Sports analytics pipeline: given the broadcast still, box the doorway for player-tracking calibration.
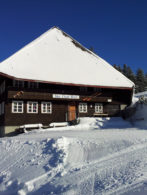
[68,103,76,121]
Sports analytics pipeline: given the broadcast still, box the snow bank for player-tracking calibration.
[0,117,147,195]
[127,92,147,128]
[135,91,147,98]
[36,117,132,133]
[130,103,147,128]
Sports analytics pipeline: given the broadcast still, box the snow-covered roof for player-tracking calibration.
[0,27,134,89]
[135,91,147,97]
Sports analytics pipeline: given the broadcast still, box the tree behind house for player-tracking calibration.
[113,64,147,93]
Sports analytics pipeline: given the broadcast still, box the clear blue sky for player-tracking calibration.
[0,0,147,73]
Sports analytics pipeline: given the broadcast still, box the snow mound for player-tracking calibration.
[130,103,147,128]
[42,117,133,132]
[0,118,147,195]
[125,92,147,129]
[135,91,147,98]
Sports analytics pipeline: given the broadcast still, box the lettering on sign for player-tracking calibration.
[53,94,80,99]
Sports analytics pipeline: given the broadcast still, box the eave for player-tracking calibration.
[0,72,134,90]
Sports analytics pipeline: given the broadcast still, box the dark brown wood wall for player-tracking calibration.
[77,103,120,118]
[0,77,133,127]
[6,80,133,105]
[5,100,68,126]
[4,100,121,126]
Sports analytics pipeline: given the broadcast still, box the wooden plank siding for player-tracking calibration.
[0,77,133,129]
[7,88,132,105]
[5,100,68,126]
[4,100,120,127]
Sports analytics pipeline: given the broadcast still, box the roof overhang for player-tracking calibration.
[0,72,134,90]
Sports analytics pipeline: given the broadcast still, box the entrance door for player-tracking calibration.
[68,103,76,121]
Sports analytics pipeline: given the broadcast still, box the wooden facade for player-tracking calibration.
[0,75,133,136]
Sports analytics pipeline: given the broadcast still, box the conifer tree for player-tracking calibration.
[118,65,123,73]
[126,66,136,83]
[122,64,128,76]
[144,73,147,91]
[136,68,145,93]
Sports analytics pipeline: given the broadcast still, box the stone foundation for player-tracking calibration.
[0,126,19,137]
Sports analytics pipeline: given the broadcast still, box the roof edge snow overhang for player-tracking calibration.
[0,72,134,90]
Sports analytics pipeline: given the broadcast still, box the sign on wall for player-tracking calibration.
[53,94,80,99]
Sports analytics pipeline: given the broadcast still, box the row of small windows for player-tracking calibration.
[0,80,39,95]
[79,103,103,113]
[12,101,103,114]
[80,87,102,93]
[0,80,102,95]
[13,80,102,92]
[13,80,39,88]
[12,101,52,113]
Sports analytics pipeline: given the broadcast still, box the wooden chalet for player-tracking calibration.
[0,27,134,136]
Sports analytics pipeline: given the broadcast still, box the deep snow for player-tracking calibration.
[0,117,147,195]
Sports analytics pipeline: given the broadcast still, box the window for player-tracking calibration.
[79,103,87,113]
[80,87,87,92]
[28,82,39,88]
[41,102,52,113]
[95,103,103,113]
[27,102,38,113]
[12,101,23,113]
[93,88,102,92]
[0,81,5,94]
[1,102,4,114]
[13,80,24,88]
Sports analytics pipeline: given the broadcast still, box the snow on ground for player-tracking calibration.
[0,117,147,195]
[128,92,147,128]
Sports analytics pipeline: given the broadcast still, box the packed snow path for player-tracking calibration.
[0,117,147,195]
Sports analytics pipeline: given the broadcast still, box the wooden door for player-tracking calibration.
[68,103,76,121]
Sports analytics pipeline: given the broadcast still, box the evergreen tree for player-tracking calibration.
[126,66,136,83]
[136,68,145,93]
[113,64,122,73]
[113,64,147,93]
[117,65,123,73]
[145,73,147,91]
[122,64,128,76]
[113,64,117,70]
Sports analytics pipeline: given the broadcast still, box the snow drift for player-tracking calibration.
[0,117,147,195]
[125,92,147,128]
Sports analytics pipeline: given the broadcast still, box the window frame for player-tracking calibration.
[27,101,38,113]
[13,80,24,88]
[79,103,87,113]
[93,88,102,92]
[95,103,103,114]
[28,82,39,89]
[0,81,5,94]
[80,87,87,92]
[12,101,24,113]
[41,102,52,114]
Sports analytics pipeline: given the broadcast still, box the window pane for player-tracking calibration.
[12,101,23,113]
[95,103,103,113]
[27,102,38,113]
[79,103,87,113]
[41,102,52,113]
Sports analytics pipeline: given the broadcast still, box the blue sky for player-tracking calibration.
[0,0,147,73]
